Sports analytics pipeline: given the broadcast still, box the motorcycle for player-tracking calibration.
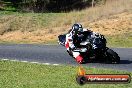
[58,31,120,64]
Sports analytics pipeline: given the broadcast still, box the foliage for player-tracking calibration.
[0,60,132,88]
[1,0,105,12]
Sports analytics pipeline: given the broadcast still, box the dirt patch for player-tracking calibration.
[0,26,70,44]
[87,12,132,36]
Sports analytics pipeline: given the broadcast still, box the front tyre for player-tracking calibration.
[106,49,120,64]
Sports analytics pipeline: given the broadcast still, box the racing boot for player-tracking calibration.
[76,55,83,64]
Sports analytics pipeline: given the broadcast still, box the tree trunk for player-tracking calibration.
[92,0,94,7]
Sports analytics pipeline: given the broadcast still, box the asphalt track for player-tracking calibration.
[0,44,132,71]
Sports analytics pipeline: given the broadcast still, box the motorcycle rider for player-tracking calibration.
[64,23,119,64]
[65,23,93,64]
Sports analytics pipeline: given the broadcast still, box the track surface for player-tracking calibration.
[0,44,132,71]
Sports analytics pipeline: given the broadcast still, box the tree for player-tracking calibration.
[1,0,106,12]
[19,0,50,12]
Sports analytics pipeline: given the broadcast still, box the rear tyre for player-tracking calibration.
[106,49,120,64]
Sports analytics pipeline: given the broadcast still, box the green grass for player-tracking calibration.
[0,11,65,27]
[45,32,132,47]
[0,0,131,47]
[0,11,66,35]
[0,33,131,47]
[106,32,132,47]
[0,0,131,33]
[0,60,131,88]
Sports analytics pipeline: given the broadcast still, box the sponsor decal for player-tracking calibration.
[76,66,131,85]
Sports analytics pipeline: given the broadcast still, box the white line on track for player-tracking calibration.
[1,59,59,66]
[21,61,28,63]
[43,63,50,65]
[2,59,9,61]
[10,60,19,62]
[30,62,39,64]
[53,64,59,66]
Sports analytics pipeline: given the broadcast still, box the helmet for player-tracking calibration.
[72,23,83,35]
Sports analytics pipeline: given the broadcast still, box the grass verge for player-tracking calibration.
[106,32,132,48]
[0,60,131,88]
[0,0,131,47]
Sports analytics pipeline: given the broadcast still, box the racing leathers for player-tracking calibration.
[65,28,92,64]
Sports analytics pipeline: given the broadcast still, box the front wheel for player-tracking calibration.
[105,49,120,64]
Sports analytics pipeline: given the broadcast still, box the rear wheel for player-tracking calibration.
[106,49,120,64]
